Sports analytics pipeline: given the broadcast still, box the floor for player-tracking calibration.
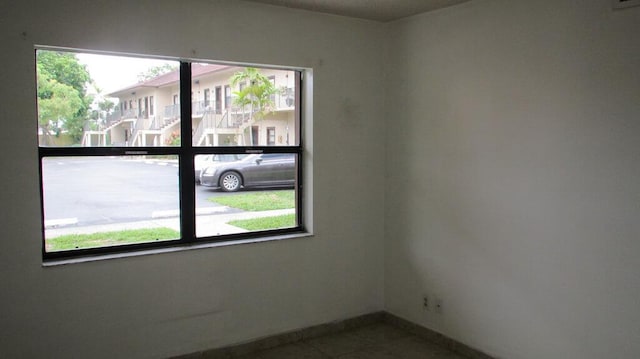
[234,322,468,359]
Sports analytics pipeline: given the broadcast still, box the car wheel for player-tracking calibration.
[220,171,241,192]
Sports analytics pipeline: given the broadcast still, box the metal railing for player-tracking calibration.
[164,103,180,119]
[105,108,137,126]
[276,87,295,109]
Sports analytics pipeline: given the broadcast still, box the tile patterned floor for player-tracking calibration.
[234,323,468,359]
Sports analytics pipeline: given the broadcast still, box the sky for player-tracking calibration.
[76,53,177,95]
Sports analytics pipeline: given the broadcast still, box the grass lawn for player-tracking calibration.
[209,190,294,211]
[47,227,180,251]
[228,214,296,231]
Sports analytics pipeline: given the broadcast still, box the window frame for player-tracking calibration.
[38,50,306,261]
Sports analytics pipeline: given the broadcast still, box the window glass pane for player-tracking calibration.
[42,156,181,252]
[36,50,179,147]
[195,153,298,237]
[191,64,298,147]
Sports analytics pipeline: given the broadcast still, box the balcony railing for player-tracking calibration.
[164,103,180,119]
[85,89,296,146]
[275,87,295,109]
[105,108,137,127]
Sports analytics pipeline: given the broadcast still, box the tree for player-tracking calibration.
[230,68,278,145]
[137,63,177,82]
[37,63,83,144]
[88,97,116,129]
[36,51,93,143]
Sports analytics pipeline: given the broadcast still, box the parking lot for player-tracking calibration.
[41,156,238,228]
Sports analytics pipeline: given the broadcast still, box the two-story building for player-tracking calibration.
[82,64,296,147]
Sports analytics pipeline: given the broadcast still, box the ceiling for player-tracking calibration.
[241,0,472,22]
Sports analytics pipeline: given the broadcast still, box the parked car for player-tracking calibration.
[194,154,247,184]
[199,153,295,192]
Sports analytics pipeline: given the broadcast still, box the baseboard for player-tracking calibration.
[172,311,495,359]
[382,312,495,359]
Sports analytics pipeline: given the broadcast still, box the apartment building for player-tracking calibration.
[82,64,296,147]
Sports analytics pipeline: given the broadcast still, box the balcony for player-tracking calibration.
[105,108,137,128]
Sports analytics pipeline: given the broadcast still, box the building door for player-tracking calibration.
[215,86,222,114]
[251,126,259,146]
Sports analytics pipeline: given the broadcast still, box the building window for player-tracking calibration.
[224,85,231,109]
[203,88,210,108]
[36,48,305,260]
[267,127,276,146]
[215,86,222,114]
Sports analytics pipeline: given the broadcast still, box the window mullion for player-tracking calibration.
[179,62,195,242]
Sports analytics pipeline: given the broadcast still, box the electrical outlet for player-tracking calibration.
[435,298,443,314]
[422,296,430,311]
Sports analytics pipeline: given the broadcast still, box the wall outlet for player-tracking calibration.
[422,296,430,311]
[434,298,443,314]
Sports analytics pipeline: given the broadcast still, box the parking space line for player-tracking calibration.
[45,217,78,228]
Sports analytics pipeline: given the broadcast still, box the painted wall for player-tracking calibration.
[385,0,640,358]
[0,0,385,357]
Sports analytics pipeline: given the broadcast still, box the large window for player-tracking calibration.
[37,48,304,260]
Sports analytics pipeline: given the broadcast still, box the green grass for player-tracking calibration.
[47,227,180,251]
[209,190,295,211]
[228,214,296,231]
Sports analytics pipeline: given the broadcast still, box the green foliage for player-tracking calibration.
[37,51,91,97]
[208,190,295,211]
[36,50,93,144]
[230,67,277,119]
[165,130,181,146]
[47,227,180,251]
[98,98,115,114]
[89,97,116,127]
[228,214,296,231]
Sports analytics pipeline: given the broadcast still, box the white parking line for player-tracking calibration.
[45,217,78,228]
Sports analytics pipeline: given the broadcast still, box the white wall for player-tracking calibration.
[385,1,640,358]
[0,1,386,357]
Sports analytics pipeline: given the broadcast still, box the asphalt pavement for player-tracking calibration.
[41,156,296,239]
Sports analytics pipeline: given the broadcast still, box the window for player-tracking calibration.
[224,85,231,109]
[203,88,210,108]
[37,49,304,260]
[267,127,276,146]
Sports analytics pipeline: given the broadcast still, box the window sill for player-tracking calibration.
[42,231,314,267]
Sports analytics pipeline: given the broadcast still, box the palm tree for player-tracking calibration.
[230,68,277,145]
